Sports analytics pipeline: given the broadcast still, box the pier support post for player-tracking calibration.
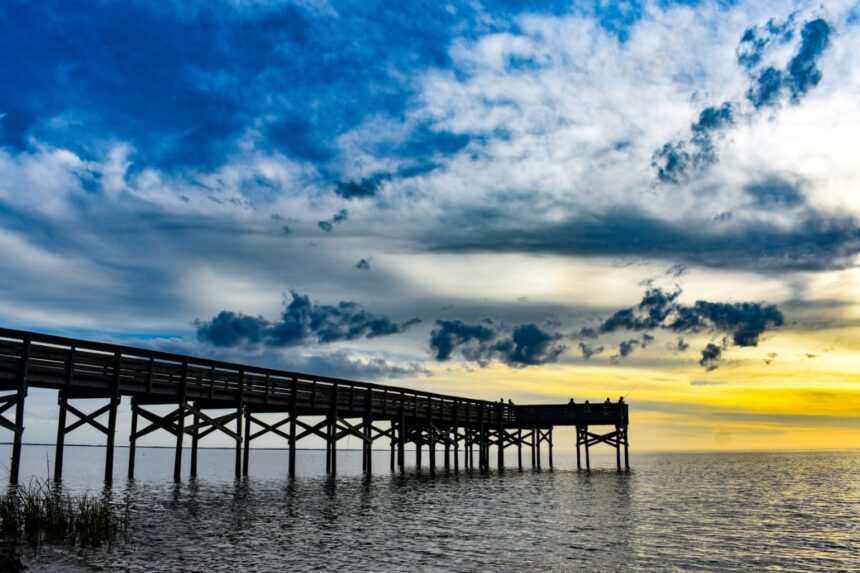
[536,429,542,470]
[173,359,189,482]
[584,425,591,470]
[8,334,30,485]
[128,397,138,479]
[190,405,200,477]
[234,369,244,479]
[496,402,504,472]
[289,376,298,478]
[517,428,523,471]
[242,409,251,477]
[398,412,406,472]
[104,352,122,484]
[531,426,536,469]
[453,400,460,473]
[548,427,554,470]
[615,424,621,472]
[390,423,396,472]
[53,392,67,482]
[576,426,582,470]
[363,389,373,475]
[328,383,338,476]
[624,424,630,471]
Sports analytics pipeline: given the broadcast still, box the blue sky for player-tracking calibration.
[2,0,860,448]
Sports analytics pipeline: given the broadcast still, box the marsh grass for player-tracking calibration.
[0,479,128,550]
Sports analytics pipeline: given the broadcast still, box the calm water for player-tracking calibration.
[3,445,859,572]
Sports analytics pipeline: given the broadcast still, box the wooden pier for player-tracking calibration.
[0,328,629,484]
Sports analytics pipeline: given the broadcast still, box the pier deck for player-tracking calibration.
[0,327,629,483]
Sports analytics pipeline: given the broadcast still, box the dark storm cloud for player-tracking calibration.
[429,320,496,361]
[493,323,566,367]
[430,206,860,273]
[578,342,604,360]
[195,291,420,348]
[429,320,564,367]
[356,258,371,271]
[699,343,723,371]
[596,286,784,347]
[334,175,388,200]
[655,17,832,182]
[744,176,805,207]
[674,337,690,352]
[586,285,783,369]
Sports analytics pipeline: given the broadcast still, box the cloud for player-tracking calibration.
[334,175,388,200]
[294,350,431,380]
[318,209,349,232]
[356,258,371,271]
[430,207,860,272]
[429,319,563,367]
[745,18,832,108]
[673,337,690,352]
[764,352,778,365]
[699,343,723,371]
[588,285,783,369]
[610,338,641,364]
[690,378,726,386]
[493,323,565,367]
[653,102,734,183]
[429,319,496,362]
[655,16,832,183]
[744,176,805,208]
[195,290,421,348]
[666,263,688,278]
[578,342,604,360]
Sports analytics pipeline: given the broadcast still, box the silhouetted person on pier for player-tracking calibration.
[584,400,590,411]
[618,396,624,404]
[508,399,514,405]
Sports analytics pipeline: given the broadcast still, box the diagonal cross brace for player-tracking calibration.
[183,402,239,441]
[133,406,185,440]
[64,402,113,435]
[248,415,291,442]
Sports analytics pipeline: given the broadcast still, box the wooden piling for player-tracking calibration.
[104,352,121,484]
[288,376,298,478]
[9,334,31,485]
[242,409,251,477]
[52,393,67,483]
[128,398,138,479]
[329,383,338,476]
[173,358,189,482]
[584,425,591,470]
[453,399,460,473]
[517,428,522,471]
[190,405,200,477]
[235,369,244,479]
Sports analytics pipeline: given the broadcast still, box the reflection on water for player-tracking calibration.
[3,445,858,572]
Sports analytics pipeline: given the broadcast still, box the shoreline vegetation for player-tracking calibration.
[0,480,128,572]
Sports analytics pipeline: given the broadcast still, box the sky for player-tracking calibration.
[2,0,859,452]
